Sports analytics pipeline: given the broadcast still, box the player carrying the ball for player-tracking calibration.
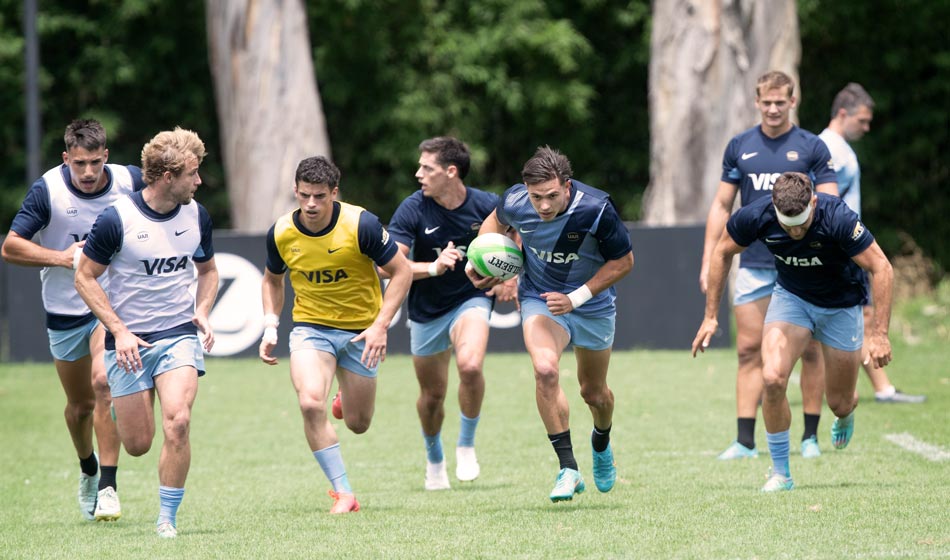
[467,146,633,502]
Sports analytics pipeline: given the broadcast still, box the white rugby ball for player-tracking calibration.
[466,233,523,280]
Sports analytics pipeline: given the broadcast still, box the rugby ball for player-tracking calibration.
[466,233,523,280]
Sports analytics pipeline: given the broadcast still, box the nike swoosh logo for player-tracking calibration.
[764,238,781,243]
[741,152,758,160]
[328,247,342,254]
[424,226,440,234]
[851,335,860,342]
[519,227,536,234]
[174,230,189,236]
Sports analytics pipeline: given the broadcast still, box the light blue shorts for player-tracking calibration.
[289,325,377,378]
[764,284,864,351]
[409,297,491,356]
[48,320,99,361]
[734,267,778,306]
[520,297,615,351]
[106,335,205,398]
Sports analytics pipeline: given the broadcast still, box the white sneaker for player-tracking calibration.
[78,472,98,521]
[156,521,178,539]
[425,460,451,490]
[94,487,122,521]
[455,446,480,482]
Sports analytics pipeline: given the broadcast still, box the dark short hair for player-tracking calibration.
[295,156,341,188]
[418,136,470,179]
[64,119,106,151]
[830,83,875,118]
[756,71,795,98]
[521,146,572,186]
[772,172,813,216]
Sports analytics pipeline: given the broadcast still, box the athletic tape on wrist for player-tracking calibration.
[567,285,593,310]
[263,313,280,328]
[428,261,439,277]
[262,326,278,345]
[72,247,82,270]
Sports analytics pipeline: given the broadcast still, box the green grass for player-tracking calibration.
[1,342,948,559]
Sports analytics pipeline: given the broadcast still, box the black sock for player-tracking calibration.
[591,424,612,453]
[737,417,756,450]
[79,451,98,477]
[548,430,578,471]
[802,413,820,441]
[99,466,117,491]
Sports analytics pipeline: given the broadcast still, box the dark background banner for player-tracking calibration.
[0,225,730,361]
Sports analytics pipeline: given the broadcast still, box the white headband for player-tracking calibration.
[774,202,813,227]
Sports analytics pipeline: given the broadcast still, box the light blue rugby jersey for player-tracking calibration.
[496,180,632,318]
[388,187,498,322]
[819,128,861,215]
[721,125,837,269]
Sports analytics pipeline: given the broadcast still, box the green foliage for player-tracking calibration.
[1,0,946,273]
[2,348,949,557]
[0,0,227,231]
[308,0,650,220]
[798,0,950,270]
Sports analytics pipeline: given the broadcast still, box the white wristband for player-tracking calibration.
[262,326,278,345]
[72,247,82,270]
[567,285,593,310]
[263,313,280,328]
[428,261,440,277]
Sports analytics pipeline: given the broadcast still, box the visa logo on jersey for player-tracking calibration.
[748,172,782,191]
[774,255,823,267]
[141,256,190,275]
[528,247,579,263]
[301,269,350,283]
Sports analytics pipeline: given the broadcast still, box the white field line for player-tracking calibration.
[884,432,950,461]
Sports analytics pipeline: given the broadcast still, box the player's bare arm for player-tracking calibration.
[693,230,745,357]
[74,253,152,372]
[1,230,82,269]
[354,249,412,369]
[815,181,839,196]
[541,251,633,316]
[259,268,286,365]
[700,182,739,293]
[192,257,219,352]
[851,240,894,368]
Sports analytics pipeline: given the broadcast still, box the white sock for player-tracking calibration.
[875,385,896,398]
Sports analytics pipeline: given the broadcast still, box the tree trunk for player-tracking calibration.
[206,0,331,232]
[642,0,800,225]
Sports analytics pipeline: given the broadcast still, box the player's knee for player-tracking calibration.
[65,398,95,422]
[826,393,855,417]
[760,367,788,396]
[418,387,446,412]
[345,414,372,434]
[123,436,152,456]
[456,362,483,387]
[579,384,612,409]
[736,341,762,367]
[91,370,111,396]
[533,362,560,388]
[162,410,191,446]
[298,394,328,420]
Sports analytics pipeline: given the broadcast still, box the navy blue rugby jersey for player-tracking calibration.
[496,180,632,318]
[726,193,873,308]
[388,187,499,322]
[721,125,836,269]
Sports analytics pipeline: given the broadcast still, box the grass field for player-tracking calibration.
[1,340,948,559]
